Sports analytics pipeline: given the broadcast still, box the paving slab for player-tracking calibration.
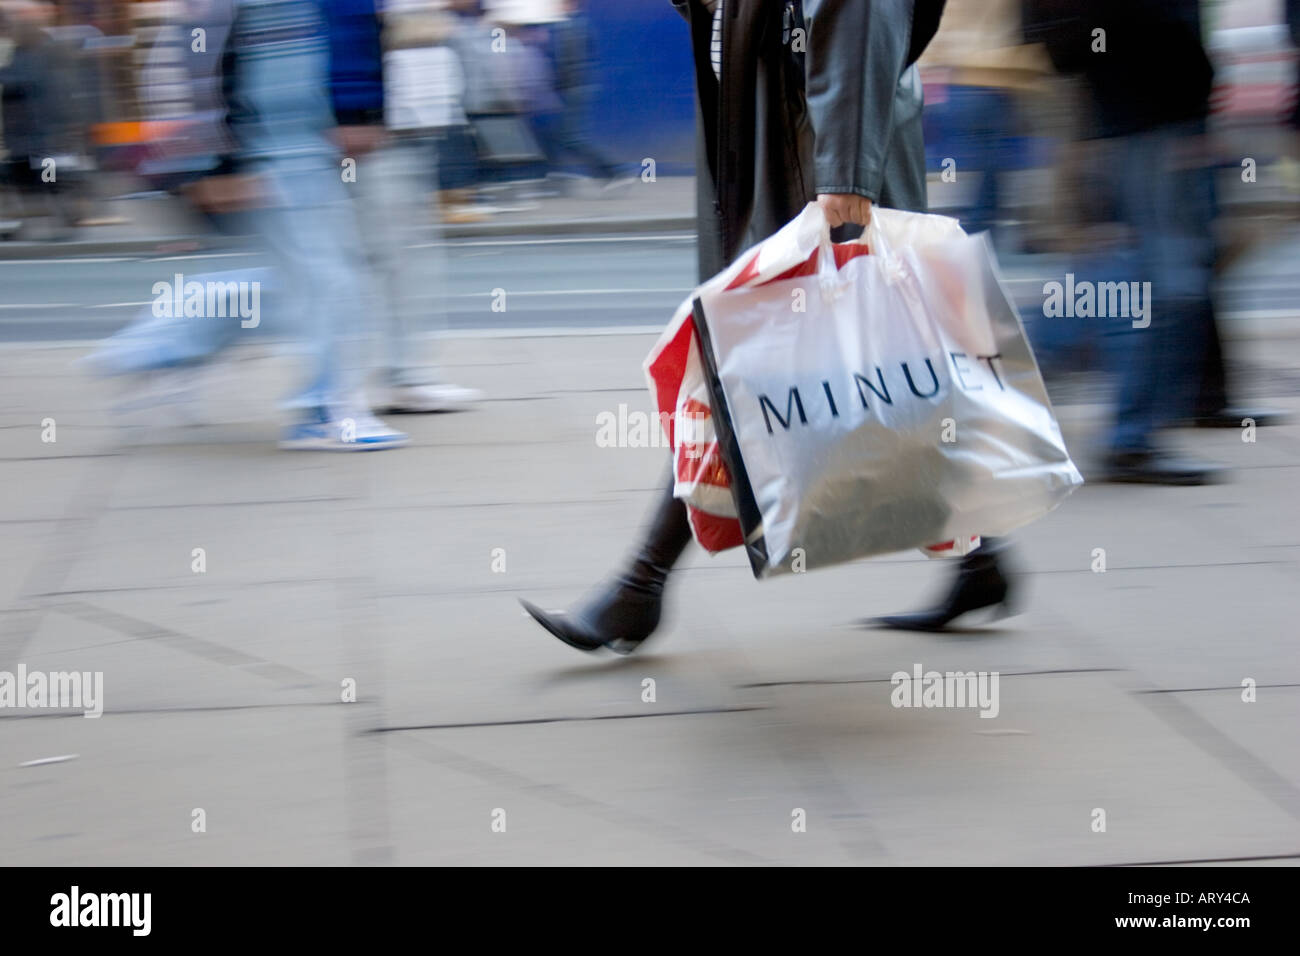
[1,332,1298,864]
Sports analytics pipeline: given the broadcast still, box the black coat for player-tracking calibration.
[673,0,931,281]
[1023,0,1213,140]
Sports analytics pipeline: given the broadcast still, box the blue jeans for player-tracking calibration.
[355,136,446,388]
[925,85,1018,237]
[91,0,370,414]
[90,151,371,414]
[1099,120,1218,453]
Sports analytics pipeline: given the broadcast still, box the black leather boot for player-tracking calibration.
[521,479,693,654]
[871,538,1017,632]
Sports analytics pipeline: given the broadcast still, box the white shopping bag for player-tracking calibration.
[646,203,1082,577]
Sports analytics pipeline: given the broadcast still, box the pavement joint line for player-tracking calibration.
[472,396,560,403]
[384,732,774,866]
[363,555,1290,599]
[31,578,370,598]
[0,701,343,721]
[2,448,126,672]
[544,386,650,393]
[738,667,1125,689]
[1,454,123,461]
[321,460,398,864]
[6,632,219,658]
[995,614,1300,838]
[360,498,641,511]
[371,705,769,733]
[1131,679,1300,825]
[337,575,396,865]
[1030,560,1283,573]
[53,599,324,688]
[686,603,888,863]
[672,558,1283,576]
[101,496,355,510]
[1098,851,1300,867]
[1138,682,1300,694]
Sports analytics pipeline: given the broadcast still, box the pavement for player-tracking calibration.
[2,329,1300,865]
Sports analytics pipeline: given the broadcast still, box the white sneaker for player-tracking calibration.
[379,383,482,414]
[280,407,409,451]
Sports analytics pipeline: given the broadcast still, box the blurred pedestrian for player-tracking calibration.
[534,0,619,184]
[447,0,544,189]
[918,0,1051,248]
[86,0,408,450]
[1026,0,1283,485]
[494,16,563,182]
[0,1,81,238]
[380,2,481,223]
[1282,0,1300,192]
[325,0,482,412]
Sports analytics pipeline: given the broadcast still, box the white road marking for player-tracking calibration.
[146,252,260,262]
[0,234,694,265]
[453,288,690,297]
[0,326,669,348]
[19,754,80,767]
[411,234,695,248]
[0,257,136,265]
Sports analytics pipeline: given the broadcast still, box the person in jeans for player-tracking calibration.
[326,0,482,413]
[87,0,409,450]
[1025,0,1283,485]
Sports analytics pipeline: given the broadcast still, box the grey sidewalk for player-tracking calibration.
[1,331,1299,865]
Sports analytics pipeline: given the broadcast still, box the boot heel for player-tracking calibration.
[985,589,1017,624]
[872,550,1016,632]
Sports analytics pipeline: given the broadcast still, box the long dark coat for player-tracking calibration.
[672,0,930,281]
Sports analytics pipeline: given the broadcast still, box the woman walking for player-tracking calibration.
[522,0,1014,653]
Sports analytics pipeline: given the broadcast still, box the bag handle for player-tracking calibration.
[806,202,910,295]
[806,203,848,301]
[865,210,908,286]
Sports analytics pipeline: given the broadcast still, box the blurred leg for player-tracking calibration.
[1107,123,1216,453]
[356,138,443,389]
[354,137,480,412]
[555,91,618,180]
[254,154,369,414]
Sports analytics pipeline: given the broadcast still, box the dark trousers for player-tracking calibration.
[1097,120,1220,452]
[530,94,617,180]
